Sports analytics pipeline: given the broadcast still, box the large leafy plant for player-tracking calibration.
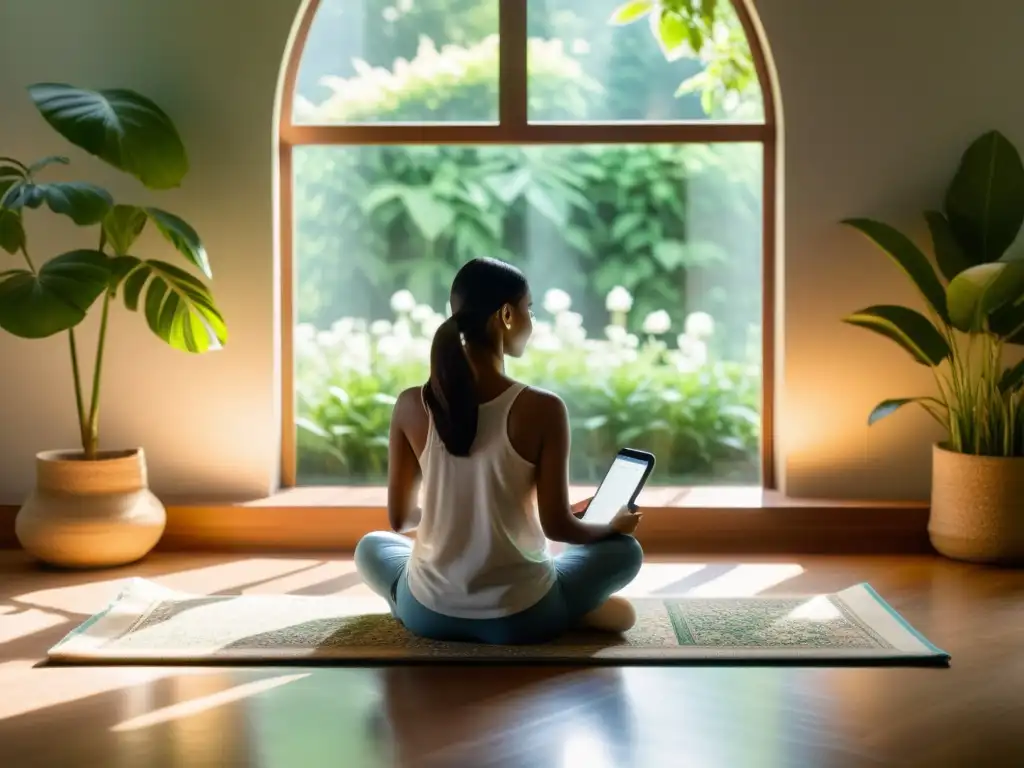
[609,0,761,118]
[0,84,227,460]
[843,130,1024,457]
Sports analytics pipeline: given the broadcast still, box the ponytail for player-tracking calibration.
[425,313,478,456]
[423,257,529,456]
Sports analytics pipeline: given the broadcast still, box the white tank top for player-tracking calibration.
[406,382,556,619]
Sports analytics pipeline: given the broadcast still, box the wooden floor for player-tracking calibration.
[0,551,1022,767]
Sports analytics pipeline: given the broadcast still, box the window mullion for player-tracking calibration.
[498,0,528,140]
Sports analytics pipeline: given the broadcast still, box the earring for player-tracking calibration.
[505,320,512,331]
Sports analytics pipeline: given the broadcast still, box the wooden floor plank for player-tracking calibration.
[0,551,1021,767]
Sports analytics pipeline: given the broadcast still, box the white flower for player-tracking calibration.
[382,6,400,23]
[624,333,640,349]
[376,334,404,359]
[330,318,355,336]
[677,335,708,367]
[604,325,627,343]
[411,338,432,362]
[411,304,434,323]
[421,313,444,337]
[295,323,317,344]
[532,334,563,352]
[605,286,633,313]
[532,320,553,337]
[393,319,413,339]
[390,290,416,314]
[642,310,671,335]
[397,0,413,11]
[555,310,583,330]
[543,288,573,315]
[684,311,715,339]
[370,320,392,336]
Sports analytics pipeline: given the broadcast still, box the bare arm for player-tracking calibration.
[387,391,422,533]
[535,395,617,545]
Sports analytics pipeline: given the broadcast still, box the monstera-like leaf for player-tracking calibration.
[28,83,188,190]
[4,180,112,225]
[0,250,111,338]
[115,257,226,353]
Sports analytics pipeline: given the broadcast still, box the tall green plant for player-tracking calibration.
[842,130,1024,457]
[0,84,227,460]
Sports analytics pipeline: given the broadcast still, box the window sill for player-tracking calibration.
[236,484,925,511]
[0,487,930,556]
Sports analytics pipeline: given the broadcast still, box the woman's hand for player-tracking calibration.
[609,505,643,536]
[570,497,593,518]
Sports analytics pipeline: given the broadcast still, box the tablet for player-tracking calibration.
[580,448,656,525]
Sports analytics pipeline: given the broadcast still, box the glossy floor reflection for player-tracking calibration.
[0,551,1022,767]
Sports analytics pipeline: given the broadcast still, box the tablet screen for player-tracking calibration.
[582,453,650,524]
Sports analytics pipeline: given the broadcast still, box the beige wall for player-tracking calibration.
[1,0,1021,503]
[757,0,1024,498]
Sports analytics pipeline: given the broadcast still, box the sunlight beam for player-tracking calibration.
[111,674,311,732]
[14,559,323,614]
[0,608,67,644]
[686,564,805,597]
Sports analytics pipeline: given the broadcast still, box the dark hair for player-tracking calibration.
[425,258,528,456]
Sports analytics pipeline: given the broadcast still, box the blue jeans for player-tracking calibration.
[354,531,643,645]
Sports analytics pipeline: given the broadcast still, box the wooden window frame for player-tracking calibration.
[277,0,779,493]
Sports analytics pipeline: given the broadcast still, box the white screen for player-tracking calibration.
[582,454,650,524]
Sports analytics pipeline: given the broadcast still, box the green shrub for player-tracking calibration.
[295,140,760,359]
[296,288,760,485]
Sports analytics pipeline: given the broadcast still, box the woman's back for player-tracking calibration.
[406,382,556,619]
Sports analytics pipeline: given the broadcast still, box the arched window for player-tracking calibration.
[279,0,777,495]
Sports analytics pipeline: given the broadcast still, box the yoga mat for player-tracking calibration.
[48,578,949,666]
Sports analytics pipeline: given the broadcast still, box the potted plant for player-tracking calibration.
[843,130,1024,563]
[0,84,227,568]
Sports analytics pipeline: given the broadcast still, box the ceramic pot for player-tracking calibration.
[15,448,166,568]
[929,443,1024,564]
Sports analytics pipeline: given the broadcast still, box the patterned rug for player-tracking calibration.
[48,579,949,666]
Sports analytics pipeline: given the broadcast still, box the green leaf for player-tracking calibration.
[944,130,1024,263]
[28,155,69,174]
[656,10,689,55]
[5,181,112,225]
[610,211,646,241]
[946,261,1024,332]
[990,300,1024,342]
[842,305,951,366]
[0,161,26,179]
[360,183,405,214]
[609,0,654,25]
[524,184,567,227]
[0,250,110,338]
[103,205,148,256]
[1,164,26,183]
[999,358,1024,393]
[484,169,531,205]
[119,258,226,353]
[144,207,210,278]
[0,210,25,254]
[28,83,188,190]
[868,398,932,426]
[653,240,689,270]
[108,255,142,293]
[402,189,455,243]
[925,211,973,281]
[0,170,21,208]
[842,218,949,323]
